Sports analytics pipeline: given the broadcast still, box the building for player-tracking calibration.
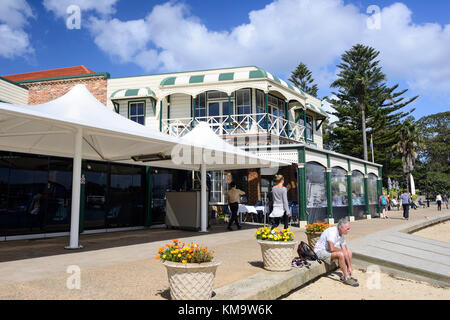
[108,66,383,226]
[0,65,382,241]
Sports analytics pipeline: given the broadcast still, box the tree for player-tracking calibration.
[327,44,418,185]
[289,62,318,97]
[331,44,387,161]
[413,112,450,196]
[394,119,424,192]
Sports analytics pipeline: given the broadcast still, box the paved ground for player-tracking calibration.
[0,206,448,299]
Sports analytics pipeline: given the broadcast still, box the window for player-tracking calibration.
[209,171,228,204]
[268,94,285,117]
[195,93,206,118]
[306,115,313,140]
[207,91,228,100]
[256,90,265,122]
[236,89,251,117]
[129,101,145,125]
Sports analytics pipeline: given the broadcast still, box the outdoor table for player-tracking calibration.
[238,204,258,223]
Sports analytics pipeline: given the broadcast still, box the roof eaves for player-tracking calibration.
[15,72,110,83]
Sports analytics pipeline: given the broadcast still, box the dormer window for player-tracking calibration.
[129,101,145,125]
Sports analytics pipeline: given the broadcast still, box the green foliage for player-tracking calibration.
[413,112,450,195]
[326,44,417,185]
[289,62,319,97]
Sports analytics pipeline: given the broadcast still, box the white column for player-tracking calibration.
[200,164,208,232]
[66,127,83,249]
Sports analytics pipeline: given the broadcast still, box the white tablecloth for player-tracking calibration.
[238,204,258,214]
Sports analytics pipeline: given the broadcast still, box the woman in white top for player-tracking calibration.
[269,175,291,230]
[436,193,442,211]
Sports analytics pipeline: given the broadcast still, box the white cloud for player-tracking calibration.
[60,0,450,98]
[0,0,34,59]
[42,0,118,18]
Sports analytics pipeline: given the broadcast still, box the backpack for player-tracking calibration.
[297,241,322,264]
[380,196,387,206]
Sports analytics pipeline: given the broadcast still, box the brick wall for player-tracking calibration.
[23,76,108,105]
[247,169,261,204]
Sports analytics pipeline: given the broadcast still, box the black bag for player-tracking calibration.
[297,241,322,264]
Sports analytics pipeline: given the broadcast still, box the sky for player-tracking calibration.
[0,0,449,121]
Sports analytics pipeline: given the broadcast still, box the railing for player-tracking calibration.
[161,113,305,143]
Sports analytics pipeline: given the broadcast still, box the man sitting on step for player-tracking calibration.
[313,218,359,287]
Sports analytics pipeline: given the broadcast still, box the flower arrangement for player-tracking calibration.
[254,227,295,242]
[156,239,214,264]
[305,222,330,233]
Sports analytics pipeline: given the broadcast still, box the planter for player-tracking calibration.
[305,232,322,249]
[163,260,221,300]
[257,240,298,272]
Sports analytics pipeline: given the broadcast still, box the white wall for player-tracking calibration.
[0,79,28,105]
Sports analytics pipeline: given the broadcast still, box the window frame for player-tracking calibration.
[128,100,146,125]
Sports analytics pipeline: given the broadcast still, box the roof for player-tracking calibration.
[3,65,95,82]
[110,87,156,100]
[0,76,29,90]
[160,67,307,97]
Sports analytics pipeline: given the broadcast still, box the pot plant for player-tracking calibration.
[255,227,297,272]
[156,239,220,300]
[305,222,330,248]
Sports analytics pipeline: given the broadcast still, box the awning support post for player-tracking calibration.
[66,127,83,250]
[200,163,208,232]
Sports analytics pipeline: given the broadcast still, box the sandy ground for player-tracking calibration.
[283,266,450,300]
[284,217,450,300]
[413,220,450,243]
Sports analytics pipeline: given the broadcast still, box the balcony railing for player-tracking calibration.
[161,113,305,143]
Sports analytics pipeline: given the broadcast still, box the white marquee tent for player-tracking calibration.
[0,85,288,246]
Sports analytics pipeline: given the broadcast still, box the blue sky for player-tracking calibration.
[0,0,449,120]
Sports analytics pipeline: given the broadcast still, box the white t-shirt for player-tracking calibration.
[313,226,346,253]
[436,195,442,202]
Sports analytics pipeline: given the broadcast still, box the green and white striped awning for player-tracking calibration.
[307,103,328,117]
[110,87,156,100]
[160,67,307,97]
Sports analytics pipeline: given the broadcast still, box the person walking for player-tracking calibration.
[444,195,449,210]
[226,182,245,231]
[400,189,411,220]
[269,175,291,230]
[436,193,442,211]
[379,191,389,219]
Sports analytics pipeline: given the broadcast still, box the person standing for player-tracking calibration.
[444,195,449,210]
[269,175,291,230]
[400,189,411,220]
[227,182,245,231]
[379,191,389,219]
[436,193,442,211]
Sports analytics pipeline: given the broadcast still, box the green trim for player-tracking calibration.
[145,167,153,227]
[160,77,176,86]
[347,173,353,217]
[159,100,162,132]
[0,76,29,90]
[285,101,290,136]
[219,73,234,81]
[112,101,119,114]
[128,100,146,125]
[364,175,369,215]
[15,72,110,83]
[249,68,268,79]
[264,92,269,133]
[326,155,332,218]
[79,160,86,233]
[125,89,139,97]
[316,118,325,131]
[189,75,205,84]
[192,97,197,127]
[298,147,307,222]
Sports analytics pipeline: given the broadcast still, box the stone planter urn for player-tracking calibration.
[257,240,298,272]
[305,232,322,249]
[163,260,221,300]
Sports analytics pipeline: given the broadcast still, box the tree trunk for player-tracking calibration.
[361,105,368,161]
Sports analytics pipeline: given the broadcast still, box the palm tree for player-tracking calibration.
[331,44,386,161]
[394,120,424,192]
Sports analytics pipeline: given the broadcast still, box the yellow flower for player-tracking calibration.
[162,255,166,259]
[178,254,181,258]
[182,260,187,264]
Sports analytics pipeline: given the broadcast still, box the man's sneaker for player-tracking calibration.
[227,226,233,231]
[342,277,359,287]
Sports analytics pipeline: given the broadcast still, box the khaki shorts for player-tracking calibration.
[316,249,332,264]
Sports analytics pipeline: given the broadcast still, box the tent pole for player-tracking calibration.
[200,164,208,232]
[66,127,83,249]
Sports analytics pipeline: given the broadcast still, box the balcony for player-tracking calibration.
[161,113,305,145]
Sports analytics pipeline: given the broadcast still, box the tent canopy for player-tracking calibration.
[0,84,288,170]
